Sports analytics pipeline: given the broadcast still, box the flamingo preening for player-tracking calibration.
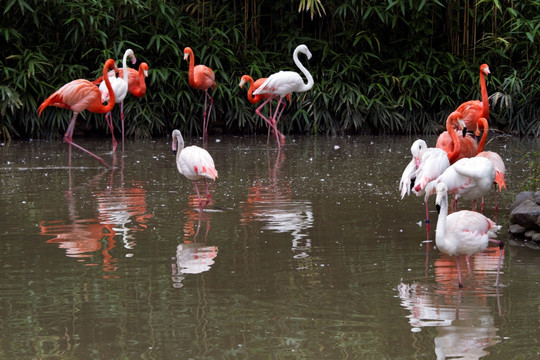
[38,58,118,167]
[184,47,216,145]
[425,155,495,212]
[99,49,137,151]
[436,111,478,164]
[434,182,503,288]
[476,151,507,211]
[399,139,450,237]
[252,44,314,150]
[172,129,218,211]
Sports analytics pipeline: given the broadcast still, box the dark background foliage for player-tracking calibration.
[1,0,539,140]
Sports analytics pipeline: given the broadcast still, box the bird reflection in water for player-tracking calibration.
[398,248,504,359]
[240,150,314,264]
[171,195,218,288]
[40,154,153,278]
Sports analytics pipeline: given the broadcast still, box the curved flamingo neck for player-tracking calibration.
[446,113,461,163]
[173,131,185,163]
[476,117,489,154]
[102,59,116,112]
[480,67,489,119]
[435,191,448,247]
[244,76,258,103]
[122,50,135,84]
[293,47,314,92]
[185,48,195,86]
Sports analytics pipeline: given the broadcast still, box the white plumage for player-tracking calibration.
[434,182,502,287]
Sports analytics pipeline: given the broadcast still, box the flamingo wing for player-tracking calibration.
[39,79,102,115]
[192,65,216,90]
[99,76,128,103]
[253,71,304,96]
[178,146,218,181]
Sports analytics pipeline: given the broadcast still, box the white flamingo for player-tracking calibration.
[99,49,137,151]
[425,156,495,211]
[171,129,218,210]
[434,183,503,288]
[253,44,314,149]
[399,139,450,234]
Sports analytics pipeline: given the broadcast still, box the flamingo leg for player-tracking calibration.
[202,91,213,145]
[120,101,125,152]
[456,255,463,288]
[489,239,505,287]
[271,97,286,146]
[494,187,499,212]
[63,112,110,168]
[193,180,203,211]
[105,112,117,151]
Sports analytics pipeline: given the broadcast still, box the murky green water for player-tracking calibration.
[1,134,539,359]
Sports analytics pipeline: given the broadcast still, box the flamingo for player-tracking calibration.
[239,75,291,146]
[476,151,507,211]
[95,61,149,97]
[436,111,478,164]
[99,49,137,151]
[425,155,495,211]
[434,182,503,288]
[455,64,490,136]
[399,139,450,236]
[184,47,216,145]
[252,44,314,150]
[171,129,218,211]
[38,58,118,167]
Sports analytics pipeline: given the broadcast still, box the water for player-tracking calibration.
[0,134,539,359]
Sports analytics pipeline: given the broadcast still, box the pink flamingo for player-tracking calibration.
[253,44,314,150]
[436,111,478,164]
[99,49,137,151]
[184,47,216,145]
[172,129,218,211]
[239,75,291,146]
[434,182,503,288]
[38,58,118,167]
[455,64,490,136]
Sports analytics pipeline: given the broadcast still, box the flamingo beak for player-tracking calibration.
[436,204,441,214]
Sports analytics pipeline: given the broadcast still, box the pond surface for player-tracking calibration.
[1,134,539,359]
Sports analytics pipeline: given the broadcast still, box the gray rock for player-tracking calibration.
[509,199,540,229]
[509,223,527,235]
[532,232,540,242]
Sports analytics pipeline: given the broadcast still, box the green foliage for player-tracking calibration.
[1,0,539,139]
[521,151,540,191]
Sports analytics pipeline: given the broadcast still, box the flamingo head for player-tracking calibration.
[481,64,490,76]
[239,75,249,88]
[125,49,136,65]
[435,182,448,214]
[183,47,192,61]
[297,44,312,60]
[140,62,149,77]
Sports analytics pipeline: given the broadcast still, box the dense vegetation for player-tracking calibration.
[1,0,539,140]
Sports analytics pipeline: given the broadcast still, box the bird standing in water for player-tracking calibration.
[38,58,118,167]
[184,47,216,145]
[434,182,503,288]
[253,44,314,150]
[172,129,218,211]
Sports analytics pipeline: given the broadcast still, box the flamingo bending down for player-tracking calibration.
[476,151,507,211]
[172,129,218,210]
[424,156,495,212]
[455,64,490,136]
[436,111,478,164]
[99,49,137,151]
[184,47,216,145]
[38,58,118,167]
[399,139,450,235]
[434,182,503,288]
[239,75,291,145]
[252,44,314,150]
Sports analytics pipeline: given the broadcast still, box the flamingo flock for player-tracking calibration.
[399,63,507,288]
[38,47,506,287]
